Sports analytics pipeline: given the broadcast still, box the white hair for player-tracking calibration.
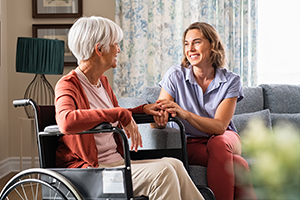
[68,16,123,65]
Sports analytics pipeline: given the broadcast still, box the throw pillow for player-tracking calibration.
[232,109,272,136]
[260,84,300,113]
[118,97,148,109]
[235,86,264,115]
[271,113,300,130]
[142,86,161,104]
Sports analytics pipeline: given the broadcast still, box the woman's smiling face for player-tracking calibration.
[184,29,212,67]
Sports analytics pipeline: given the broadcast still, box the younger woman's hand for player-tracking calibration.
[156,99,188,120]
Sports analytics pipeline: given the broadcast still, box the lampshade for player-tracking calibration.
[15,37,65,118]
[16,37,64,74]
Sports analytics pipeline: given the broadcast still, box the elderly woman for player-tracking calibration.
[154,22,257,200]
[54,16,204,200]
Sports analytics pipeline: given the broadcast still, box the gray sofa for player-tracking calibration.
[118,84,300,187]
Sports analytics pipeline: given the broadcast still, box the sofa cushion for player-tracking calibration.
[128,124,181,150]
[232,109,272,135]
[142,86,161,104]
[235,86,264,115]
[260,84,300,113]
[189,165,208,186]
[271,113,300,130]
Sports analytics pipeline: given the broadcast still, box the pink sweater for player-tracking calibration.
[55,70,144,168]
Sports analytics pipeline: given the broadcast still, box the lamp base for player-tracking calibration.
[24,74,54,118]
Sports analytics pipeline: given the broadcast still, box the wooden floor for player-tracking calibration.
[0,172,18,191]
[0,172,43,199]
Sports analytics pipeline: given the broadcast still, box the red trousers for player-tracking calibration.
[187,130,257,200]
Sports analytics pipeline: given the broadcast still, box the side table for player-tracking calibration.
[19,117,36,170]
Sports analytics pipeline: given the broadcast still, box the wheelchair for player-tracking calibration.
[0,99,215,200]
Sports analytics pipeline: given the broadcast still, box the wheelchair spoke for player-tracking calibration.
[13,188,26,200]
[20,182,28,200]
[29,174,37,200]
[29,181,35,199]
[34,182,39,200]
[65,191,71,198]
[0,169,82,200]
[53,181,60,199]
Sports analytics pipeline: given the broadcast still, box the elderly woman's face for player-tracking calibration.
[102,42,121,69]
[184,29,212,67]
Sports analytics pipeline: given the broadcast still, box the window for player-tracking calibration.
[257,0,300,85]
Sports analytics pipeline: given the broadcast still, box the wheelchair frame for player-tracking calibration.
[1,99,205,200]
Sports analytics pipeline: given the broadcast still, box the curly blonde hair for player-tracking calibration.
[181,22,226,68]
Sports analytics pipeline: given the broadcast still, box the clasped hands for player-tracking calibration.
[124,99,181,152]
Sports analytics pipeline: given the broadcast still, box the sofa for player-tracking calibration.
[118,84,300,188]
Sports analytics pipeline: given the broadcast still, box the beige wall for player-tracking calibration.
[0,0,115,164]
[0,0,9,162]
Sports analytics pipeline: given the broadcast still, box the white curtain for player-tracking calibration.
[114,0,258,98]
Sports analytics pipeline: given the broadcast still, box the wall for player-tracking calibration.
[0,0,8,163]
[0,0,115,176]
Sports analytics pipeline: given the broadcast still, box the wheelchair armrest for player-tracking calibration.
[132,113,155,124]
[132,113,183,129]
[42,122,131,168]
[42,125,63,135]
[43,123,113,135]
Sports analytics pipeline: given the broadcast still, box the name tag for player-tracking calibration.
[102,171,125,193]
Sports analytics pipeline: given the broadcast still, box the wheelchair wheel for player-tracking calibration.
[0,168,83,200]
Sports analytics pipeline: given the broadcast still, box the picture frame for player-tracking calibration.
[33,24,76,67]
[32,0,82,18]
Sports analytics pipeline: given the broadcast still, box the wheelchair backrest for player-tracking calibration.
[36,105,59,168]
[37,105,56,131]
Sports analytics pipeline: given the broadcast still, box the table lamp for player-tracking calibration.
[16,37,65,118]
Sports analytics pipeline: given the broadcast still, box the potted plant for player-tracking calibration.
[241,119,300,200]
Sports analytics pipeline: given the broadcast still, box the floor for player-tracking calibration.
[0,172,17,191]
[0,171,43,199]
[0,172,19,199]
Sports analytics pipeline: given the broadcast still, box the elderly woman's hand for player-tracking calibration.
[152,109,169,127]
[123,117,142,152]
[143,103,169,128]
[142,103,163,116]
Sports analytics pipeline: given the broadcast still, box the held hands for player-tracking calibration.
[143,99,187,127]
[156,99,188,120]
[124,103,169,151]
[143,103,169,127]
[123,117,142,152]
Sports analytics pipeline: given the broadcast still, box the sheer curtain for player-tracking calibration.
[114,0,258,98]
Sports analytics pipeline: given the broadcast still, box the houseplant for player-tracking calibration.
[241,119,300,200]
